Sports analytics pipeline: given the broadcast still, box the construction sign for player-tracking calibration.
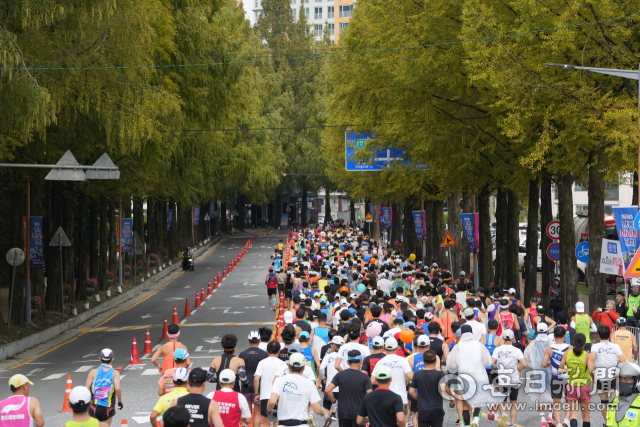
[624,250,640,278]
[365,213,373,223]
[440,231,457,247]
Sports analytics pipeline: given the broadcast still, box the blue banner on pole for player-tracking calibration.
[30,217,44,269]
[613,206,640,269]
[167,209,173,233]
[460,213,476,254]
[412,211,425,241]
[194,206,200,226]
[121,219,133,253]
[382,207,391,230]
[280,214,288,229]
[209,202,215,218]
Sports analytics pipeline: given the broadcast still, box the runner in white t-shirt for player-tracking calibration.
[491,330,526,427]
[371,337,412,405]
[267,353,322,427]
[254,341,288,422]
[592,325,625,420]
[335,326,371,371]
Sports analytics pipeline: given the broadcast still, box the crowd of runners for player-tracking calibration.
[6,225,640,427]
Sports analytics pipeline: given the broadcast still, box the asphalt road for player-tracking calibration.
[0,229,607,427]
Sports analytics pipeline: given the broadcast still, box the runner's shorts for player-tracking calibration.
[89,403,115,421]
[550,375,567,399]
[566,384,591,403]
[267,287,277,296]
[322,392,339,410]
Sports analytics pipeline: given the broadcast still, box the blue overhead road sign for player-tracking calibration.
[345,131,427,171]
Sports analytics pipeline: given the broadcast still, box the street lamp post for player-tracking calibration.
[546,62,640,204]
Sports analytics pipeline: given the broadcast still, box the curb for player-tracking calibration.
[0,237,222,362]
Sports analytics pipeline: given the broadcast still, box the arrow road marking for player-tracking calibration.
[195,346,222,353]
[245,306,265,309]
[165,297,185,302]
[203,337,221,344]
[242,283,259,286]
[132,416,150,425]
[184,285,191,289]
[141,313,152,319]
[230,294,259,298]
[26,368,45,376]
[82,352,98,358]
[209,307,244,314]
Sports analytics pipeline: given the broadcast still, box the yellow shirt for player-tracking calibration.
[152,387,188,414]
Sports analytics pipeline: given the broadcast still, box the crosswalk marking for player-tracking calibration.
[42,373,67,380]
[75,366,94,372]
[142,369,159,376]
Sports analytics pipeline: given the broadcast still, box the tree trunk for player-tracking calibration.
[10,187,26,325]
[540,177,554,310]
[89,199,98,280]
[525,179,540,304]
[424,201,434,264]
[98,195,108,291]
[447,193,464,275]
[168,201,177,259]
[461,197,472,276]
[373,203,381,242]
[433,200,446,268]
[391,202,402,249]
[478,192,493,290]
[402,198,416,257]
[147,200,157,256]
[350,199,356,225]
[506,190,520,299]
[588,150,606,312]
[273,197,281,230]
[238,195,247,231]
[108,200,117,274]
[494,190,508,289]
[324,184,331,223]
[633,172,638,206]
[45,182,63,311]
[301,186,308,227]
[75,192,86,302]
[558,173,578,312]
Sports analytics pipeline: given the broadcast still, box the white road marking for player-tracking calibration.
[165,297,185,301]
[75,366,94,373]
[132,416,150,424]
[207,295,212,299]
[230,294,259,298]
[26,368,45,376]
[82,352,98,358]
[42,373,67,380]
[180,318,188,324]
[142,369,159,376]
[153,344,162,351]
[124,364,146,371]
[141,314,152,319]
[191,309,198,315]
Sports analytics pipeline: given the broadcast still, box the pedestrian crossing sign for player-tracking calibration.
[440,231,457,247]
[624,250,640,278]
[365,213,373,222]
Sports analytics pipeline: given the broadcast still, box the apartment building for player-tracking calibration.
[242,0,354,43]
[551,173,634,218]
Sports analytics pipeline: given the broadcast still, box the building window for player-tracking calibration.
[291,0,295,3]
[575,182,588,191]
[254,0,258,7]
[339,5,352,18]
[327,6,334,18]
[339,22,349,33]
[315,24,323,37]
[305,8,309,18]
[605,183,619,201]
[604,205,614,215]
[327,23,334,35]
[575,205,588,214]
[314,7,322,19]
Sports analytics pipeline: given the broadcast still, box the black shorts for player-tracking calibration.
[498,385,519,402]
[89,404,115,421]
[584,343,592,353]
[419,420,444,427]
[408,395,418,413]
[267,288,277,296]
[322,392,339,410]
[550,375,567,399]
[597,379,617,392]
[285,291,292,299]
[486,368,497,386]
[338,419,359,427]
[261,399,269,417]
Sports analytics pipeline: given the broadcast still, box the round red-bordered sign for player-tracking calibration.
[547,242,560,261]
[546,221,560,240]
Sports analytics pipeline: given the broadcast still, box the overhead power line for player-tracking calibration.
[160,120,429,132]
[1,14,636,71]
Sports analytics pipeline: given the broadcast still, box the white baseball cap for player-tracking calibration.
[283,312,294,324]
[331,335,344,345]
[537,323,549,333]
[219,369,236,384]
[340,299,348,307]
[289,353,306,368]
[508,288,516,295]
[502,330,515,340]
[69,386,92,406]
[385,337,398,350]
[575,302,585,313]
[371,336,385,348]
[417,335,430,347]
[173,367,189,382]
[248,331,260,342]
[460,271,466,276]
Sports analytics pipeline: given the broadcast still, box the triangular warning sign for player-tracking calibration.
[440,231,457,247]
[365,213,373,222]
[624,250,640,278]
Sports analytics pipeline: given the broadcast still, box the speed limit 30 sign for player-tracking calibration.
[546,221,560,240]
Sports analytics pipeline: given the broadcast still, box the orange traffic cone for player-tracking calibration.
[115,366,123,370]
[121,420,128,427]
[59,375,73,412]
[129,337,141,365]
[200,287,205,302]
[218,270,222,282]
[161,317,170,339]
[184,299,191,316]
[207,280,213,295]
[214,278,219,289]
[143,329,153,354]
[171,306,179,324]
[223,267,226,278]
[194,292,201,308]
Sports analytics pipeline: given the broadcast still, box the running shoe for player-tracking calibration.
[498,413,509,427]
[548,417,555,427]
[562,419,570,427]
[541,421,547,427]
[322,417,333,427]
[470,416,479,427]
[407,419,412,427]
[454,419,461,426]
[330,412,337,422]
[449,400,456,408]
[307,413,317,427]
